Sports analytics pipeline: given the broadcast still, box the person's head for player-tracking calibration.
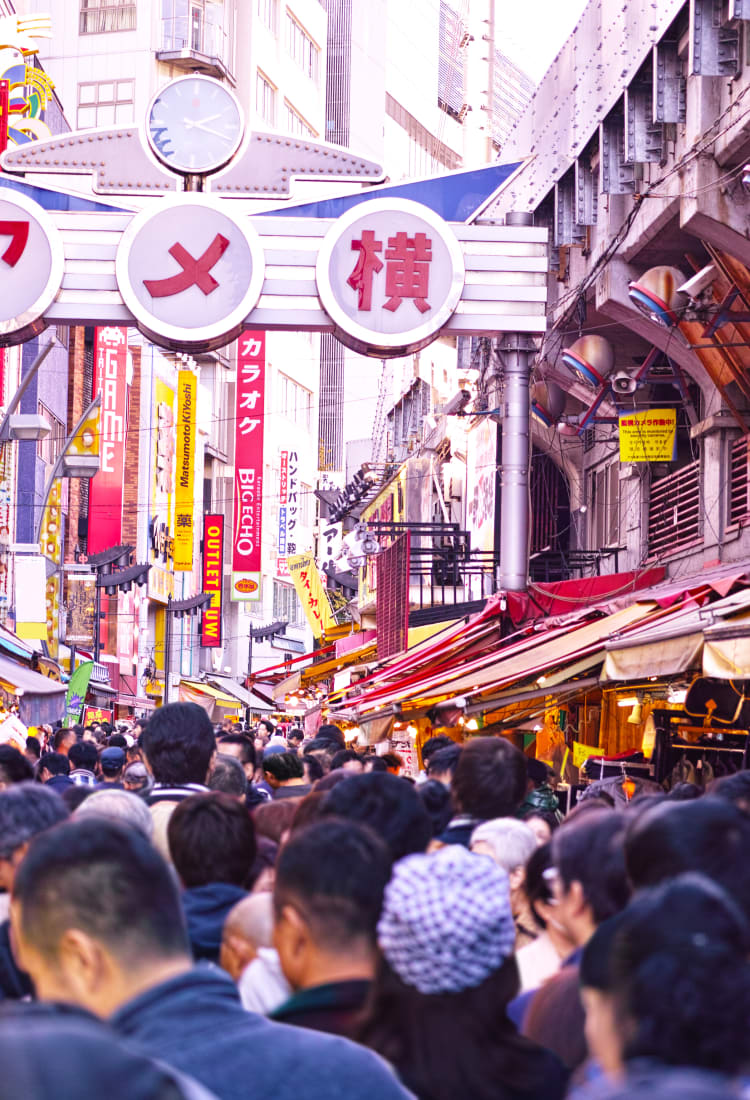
[67,741,98,774]
[217,734,256,781]
[625,798,750,921]
[122,761,151,796]
[168,791,256,889]
[451,736,527,820]
[666,781,703,802]
[0,743,34,787]
[274,820,391,992]
[262,751,304,788]
[74,788,153,840]
[470,818,538,895]
[53,728,76,755]
[251,798,300,845]
[81,726,97,744]
[525,756,551,790]
[380,751,404,775]
[287,727,304,751]
[315,723,345,751]
[420,735,455,768]
[98,746,125,782]
[425,744,462,787]
[24,735,41,763]
[220,892,275,981]
[596,875,750,1078]
[550,809,630,946]
[520,809,559,845]
[321,773,432,862]
[39,753,70,781]
[208,753,248,799]
[363,754,388,773]
[107,733,127,750]
[302,752,325,784]
[329,749,364,774]
[141,702,215,786]
[523,842,574,949]
[416,778,453,838]
[11,819,190,1017]
[301,739,334,773]
[257,719,275,740]
[709,770,750,812]
[0,783,69,891]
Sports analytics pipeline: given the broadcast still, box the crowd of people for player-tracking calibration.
[0,704,747,1099]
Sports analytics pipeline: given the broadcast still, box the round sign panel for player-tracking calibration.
[115,195,265,352]
[316,198,465,358]
[0,187,64,346]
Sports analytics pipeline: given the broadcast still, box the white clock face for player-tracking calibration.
[147,75,244,175]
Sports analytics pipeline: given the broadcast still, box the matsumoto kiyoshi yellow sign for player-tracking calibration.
[174,369,196,571]
[619,409,677,463]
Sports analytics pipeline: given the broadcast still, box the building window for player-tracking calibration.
[284,100,316,138]
[80,0,137,34]
[278,374,312,429]
[256,70,276,126]
[286,12,319,82]
[257,0,278,32]
[77,80,135,128]
[273,580,305,627]
[37,403,66,466]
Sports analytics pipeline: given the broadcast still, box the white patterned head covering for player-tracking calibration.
[377,844,516,995]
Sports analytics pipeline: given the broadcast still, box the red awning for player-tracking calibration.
[505,567,665,625]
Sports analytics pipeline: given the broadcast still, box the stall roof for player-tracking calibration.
[180,680,240,708]
[0,653,66,697]
[209,675,274,713]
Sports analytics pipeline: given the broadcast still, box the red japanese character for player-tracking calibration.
[384,231,432,314]
[144,234,229,299]
[347,230,384,311]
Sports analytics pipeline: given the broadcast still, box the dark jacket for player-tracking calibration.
[0,919,32,999]
[270,979,371,1039]
[110,966,413,1100]
[182,883,247,963]
[436,814,482,848]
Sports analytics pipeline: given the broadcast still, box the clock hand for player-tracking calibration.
[184,122,235,141]
[183,114,226,130]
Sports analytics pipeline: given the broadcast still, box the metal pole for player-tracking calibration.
[495,331,536,592]
[247,628,253,684]
[94,576,102,662]
[0,339,56,441]
[34,395,101,543]
[164,596,172,705]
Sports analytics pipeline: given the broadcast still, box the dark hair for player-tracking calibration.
[426,744,461,778]
[141,702,215,786]
[315,723,346,750]
[321,773,432,862]
[263,751,304,782]
[257,719,275,736]
[275,820,391,949]
[624,798,750,921]
[314,769,350,793]
[167,792,256,888]
[302,753,325,783]
[0,744,34,785]
[287,727,304,743]
[523,964,587,1071]
[611,874,750,1075]
[524,842,554,930]
[365,755,388,773]
[709,770,750,811]
[53,728,75,752]
[68,741,98,773]
[519,808,560,834]
[40,753,70,777]
[526,757,551,787]
[13,818,189,962]
[217,734,256,770]
[61,785,96,811]
[451,737,527,819]
[421,735,455,765]
[665,781,703,802]
[416,779,453,837]
[0,783,69,860]
[380,752,403,770]
[553,810,630,923]
[252,798,301,843]
[330,749,361,770]
[289,791,329,833]
[24,736,41,761]
[360,954,558,1100]
[208,754,248,797]
[107,733,127,749]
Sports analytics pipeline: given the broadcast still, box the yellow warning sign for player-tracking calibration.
[619,409,677,463]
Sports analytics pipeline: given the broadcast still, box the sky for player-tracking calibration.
[498,0,590,82]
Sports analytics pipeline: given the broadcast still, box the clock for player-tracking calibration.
[146,75,244,176]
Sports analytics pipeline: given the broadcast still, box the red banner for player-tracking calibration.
[89,327,128,553]
[231,330,265,601]
[201,514,224,647]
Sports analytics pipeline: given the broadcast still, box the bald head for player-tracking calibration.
[220,893,274,981]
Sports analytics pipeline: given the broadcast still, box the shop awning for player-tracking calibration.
[0,652,66,726]
[179,679,242,721]
[208,675,274,713]
[603,589,750,682]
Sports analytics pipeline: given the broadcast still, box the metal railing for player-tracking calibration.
[79,4,136,34]
[647,459,702,559]
[160,15,230,66]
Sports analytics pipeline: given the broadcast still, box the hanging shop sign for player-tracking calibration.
[619,408,677,463]
[316,198,466,357]
[39,477,61,658]
[115,194,266,352]
[201,513,224,648]
[278,449,288,567]
[63,660,94,727]
[88,326,128,553]
[231,330,265,602]
[287,552,335,639]
[83,705,113,726]
[319,520,343,581]
[63,571,96,648]
[174,368,196,571]
[148,377,176,604]
[466,418,498,600]
[0,187,64,345]
[286,450,300,556]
